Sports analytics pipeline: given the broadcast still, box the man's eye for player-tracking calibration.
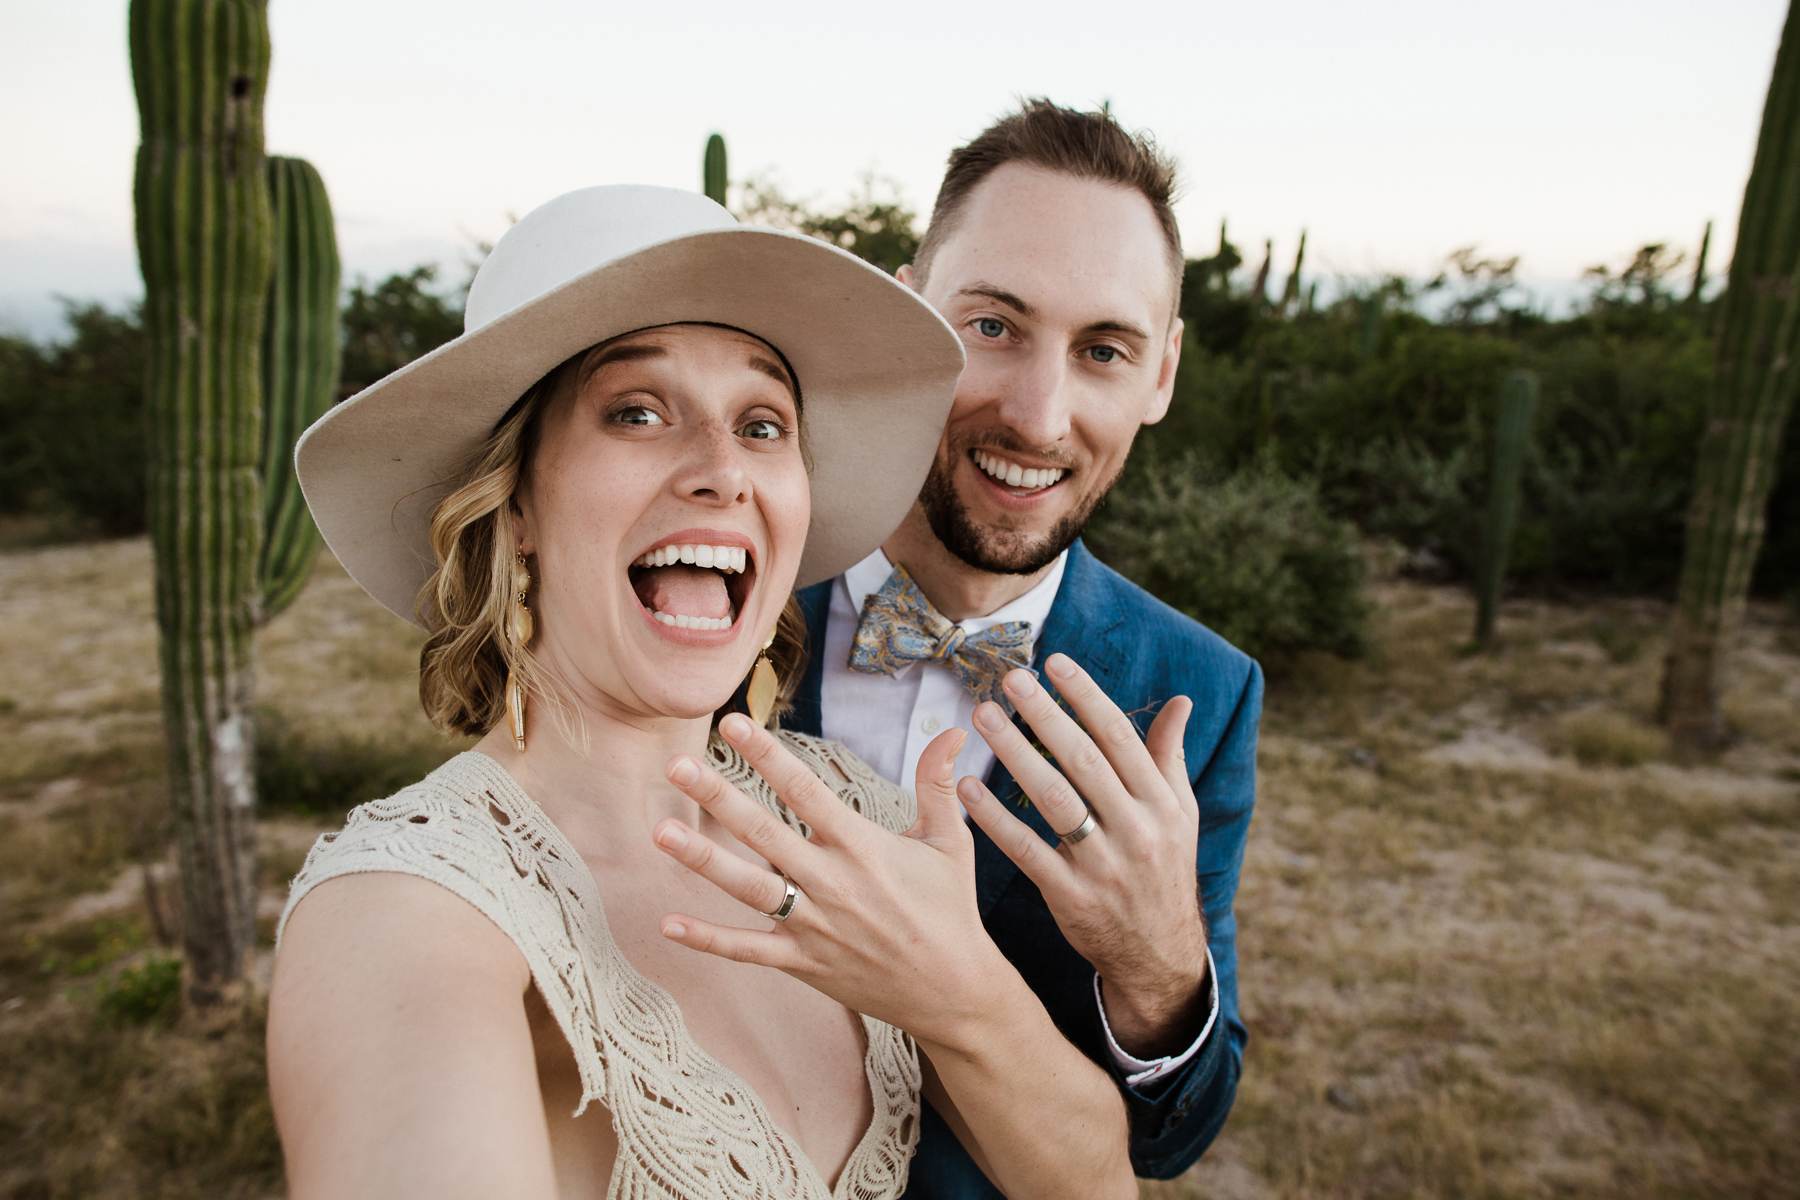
[613,405,664,426]
[974,317,1007,339]
[741,418,785,441]
[1087,345,1120,364]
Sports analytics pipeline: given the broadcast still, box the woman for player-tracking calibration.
[268,186,1135,1199]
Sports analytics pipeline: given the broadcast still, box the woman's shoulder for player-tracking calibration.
[733,730,917,835]
[275,751,558,954]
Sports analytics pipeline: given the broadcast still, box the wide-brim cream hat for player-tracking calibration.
[295,184,964,627]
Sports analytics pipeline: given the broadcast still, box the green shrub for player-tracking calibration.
[255,707,452,817]
[1088,456,1369,664]
[98,954,182,1026]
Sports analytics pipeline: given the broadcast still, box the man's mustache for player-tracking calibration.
[946,429,1078,471]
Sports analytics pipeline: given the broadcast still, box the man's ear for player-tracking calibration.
[1142,316,1183,427]
[896,262,917,291]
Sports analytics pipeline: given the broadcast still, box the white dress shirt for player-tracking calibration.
[819,548,1215,1086]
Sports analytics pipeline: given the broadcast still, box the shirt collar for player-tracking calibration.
[841,547,1069,649]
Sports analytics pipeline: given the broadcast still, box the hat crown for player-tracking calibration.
[464,185,737,333]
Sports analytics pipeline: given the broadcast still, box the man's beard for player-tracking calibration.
[917,443,1120,576]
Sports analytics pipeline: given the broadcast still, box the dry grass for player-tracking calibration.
[1,539,1796,1199]
[1145,583,1800,1200]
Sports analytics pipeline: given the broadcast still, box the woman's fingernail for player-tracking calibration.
[948,729,968,756]
[661,918,686,939]
[973,703,1004,732]
[655,823,688,852]
[1046,654,1075,679]
[720,713,753,741]
[1003,670,1038,698]
[668,757,698,786]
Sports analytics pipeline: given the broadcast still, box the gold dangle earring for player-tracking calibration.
[746,630,780,728]
[506,549,534,750]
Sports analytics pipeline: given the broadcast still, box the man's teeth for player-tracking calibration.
[973,450,1066,490]
[652,612,733,631]
[631,543,749,572]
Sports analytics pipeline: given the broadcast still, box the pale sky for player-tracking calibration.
[0,0,1787,338]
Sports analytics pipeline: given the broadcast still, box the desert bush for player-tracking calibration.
[1088,455,1368,664]
[255,706,453,817]
[98,955,183,1026]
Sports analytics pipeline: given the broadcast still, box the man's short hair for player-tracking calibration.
[913,98,1183,303]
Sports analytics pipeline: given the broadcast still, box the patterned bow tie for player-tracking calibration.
[848,565,1034,705]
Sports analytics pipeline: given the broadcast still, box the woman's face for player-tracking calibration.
[515,324,810,723]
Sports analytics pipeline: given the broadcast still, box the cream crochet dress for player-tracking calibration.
[276,731,922,1200]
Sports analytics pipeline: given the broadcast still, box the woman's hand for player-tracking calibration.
[652,713,1003,1049]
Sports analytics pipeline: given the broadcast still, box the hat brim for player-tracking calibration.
[296,226,964,627]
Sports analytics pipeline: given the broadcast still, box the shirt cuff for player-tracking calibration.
[1093,946,1219,1088]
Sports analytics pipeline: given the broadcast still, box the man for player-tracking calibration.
[786,100,1262,1194]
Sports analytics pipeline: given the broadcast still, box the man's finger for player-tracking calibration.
[996,668,1133,821]
[958,775,1073,896]
[1143,695,1195,799]
[717,714,864,847]
[1041,654,1172,803]
[665,754,815,882]
[972,698,1094,839]
[652,818,802,925]
[659,913,803,970]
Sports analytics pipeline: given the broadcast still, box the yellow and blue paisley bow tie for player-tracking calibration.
[848,565,1034,705]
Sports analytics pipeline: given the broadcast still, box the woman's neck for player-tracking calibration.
[475,697,715,863]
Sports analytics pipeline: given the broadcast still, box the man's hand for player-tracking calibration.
[650,714,1009,1051]
[960,653,1209,1058]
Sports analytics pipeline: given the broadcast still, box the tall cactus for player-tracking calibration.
[131,0,272,1005]
[1474,369,1538,648]
[703,132,728,207]
[1249,238,1273,308]
[1662,0,1800,750]
[1280,229,1308,314]
[1688,218,1713,307]
[259,155,339,620]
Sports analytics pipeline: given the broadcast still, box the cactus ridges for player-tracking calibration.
[1475,369,1538,648]
[1662,0,1800,749]
[130,0,273,1004]
[704,133,728,206]
[259,155,339,620]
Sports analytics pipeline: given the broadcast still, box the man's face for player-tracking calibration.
[899,163,1182,575]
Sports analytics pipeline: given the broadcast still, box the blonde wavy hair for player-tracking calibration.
[416,342,811,743]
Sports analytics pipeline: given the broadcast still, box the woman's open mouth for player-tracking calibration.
[627,535,757,634]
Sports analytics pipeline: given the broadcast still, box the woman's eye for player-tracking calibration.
[974,316,1007,339]
[741,418,785,441]
[1086,345,1120,365]
[613,404,664,427]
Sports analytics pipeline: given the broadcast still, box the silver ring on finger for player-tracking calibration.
[760,876,800,922]
[1055,810,1098,848]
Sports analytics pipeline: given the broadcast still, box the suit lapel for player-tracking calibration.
[974,541,1127,914]
[788,580,833,739]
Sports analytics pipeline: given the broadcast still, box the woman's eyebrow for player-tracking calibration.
[745,352,797,395]
[589,343,667,373]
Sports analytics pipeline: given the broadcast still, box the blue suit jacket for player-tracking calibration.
[787,540,1261,1195]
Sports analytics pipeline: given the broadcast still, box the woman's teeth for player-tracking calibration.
[973,450,1066,491]
[632,543,749,572]
[652,612,733,631]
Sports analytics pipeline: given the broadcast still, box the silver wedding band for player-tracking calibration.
[1055,810,1098,848]
[761,877,800,922]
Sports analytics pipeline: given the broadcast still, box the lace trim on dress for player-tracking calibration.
[276,731,921,1200]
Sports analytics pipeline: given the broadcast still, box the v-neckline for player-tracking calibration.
[463,748,894,1198]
